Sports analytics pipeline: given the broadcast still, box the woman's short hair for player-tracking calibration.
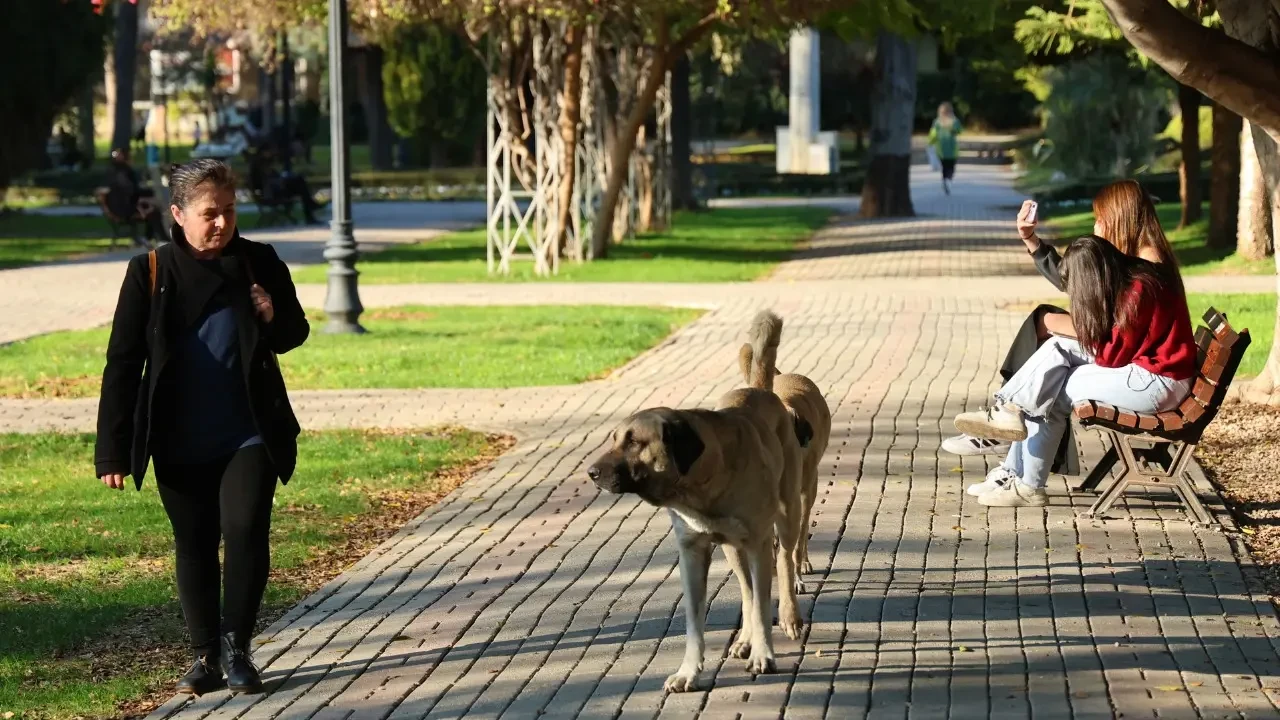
[169,159,237,210]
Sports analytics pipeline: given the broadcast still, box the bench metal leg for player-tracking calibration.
[1074,445,1117,493]
[1079,430,1216,526]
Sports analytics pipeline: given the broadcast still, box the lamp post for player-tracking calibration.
[323,0,365,333]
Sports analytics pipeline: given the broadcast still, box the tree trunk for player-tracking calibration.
[1243,120,1280,405]
[554,24,584,259]
[670,52,697,211]
[358,47,395,171]
[78,81,96,169]
[860,30,917,219]
[1238,119,1274,260]
[1178,83,1203,228]
[590,40,668,258]
[1209,102,1242,248]
[110,0,138,152]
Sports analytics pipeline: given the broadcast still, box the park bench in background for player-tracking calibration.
[1072,307,1251,527]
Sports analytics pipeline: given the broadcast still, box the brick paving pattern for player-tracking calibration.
[4,166,1280,718]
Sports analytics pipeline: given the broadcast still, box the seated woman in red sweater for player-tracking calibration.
[953,234,1198,508]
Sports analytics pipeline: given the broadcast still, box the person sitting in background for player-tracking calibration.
[105,148,165,247]
[245,145,324,225]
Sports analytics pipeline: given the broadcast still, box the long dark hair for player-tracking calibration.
[1062,234,1169,355]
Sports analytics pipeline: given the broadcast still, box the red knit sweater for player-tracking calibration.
[1093,279,1197,380]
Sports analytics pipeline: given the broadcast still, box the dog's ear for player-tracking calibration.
[662,414,704,476]
[793,413,814,449]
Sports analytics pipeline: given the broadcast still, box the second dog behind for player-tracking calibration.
[739,310,832,583]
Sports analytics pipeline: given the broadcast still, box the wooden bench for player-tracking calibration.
[1071,308,1251,526]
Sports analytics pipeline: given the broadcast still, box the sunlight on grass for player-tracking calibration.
[290,207,833,284]
[0,305,702,399]
[0,428,501,718]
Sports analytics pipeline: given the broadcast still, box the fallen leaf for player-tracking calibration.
[956,646,972,653]
[951,526,963,531]
[1155,685,1186,692]
[815,649,824,658]
[5,712,15,719]
[950,467,963,473]
[1243,527,1256,535]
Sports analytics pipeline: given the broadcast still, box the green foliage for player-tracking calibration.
[1015,1,1124,56]
[0,2,110,192]
[1040,53,1170,179]
[382,23,487,166]
[1161,104,1214,149]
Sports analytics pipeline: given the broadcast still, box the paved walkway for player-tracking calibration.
[6,166,1280,719]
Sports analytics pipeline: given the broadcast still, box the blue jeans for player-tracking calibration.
[994,337,1191,490]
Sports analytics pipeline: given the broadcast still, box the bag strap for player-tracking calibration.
[147,249,157,295]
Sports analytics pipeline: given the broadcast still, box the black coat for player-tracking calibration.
[94,229,310,489]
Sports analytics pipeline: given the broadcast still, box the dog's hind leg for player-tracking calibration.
[723,544,755,660]
[744,538,779,675]
[665,534,713,693]
[774,484,805,640]
[796,457,819,574]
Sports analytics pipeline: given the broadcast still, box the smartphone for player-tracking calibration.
[1026,201,1038,223]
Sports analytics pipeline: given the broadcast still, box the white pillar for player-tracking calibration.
[777,28,836,175]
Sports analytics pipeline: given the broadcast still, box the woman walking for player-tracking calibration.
[94,158,309,696]
[928,102,963,194]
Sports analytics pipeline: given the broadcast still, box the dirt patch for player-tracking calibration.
[19,431,515,720]
[360,308,440,322]
[0,374,100,399]
[1197,404,1280,603]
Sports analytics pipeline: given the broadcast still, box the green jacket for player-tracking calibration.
[928,119,963,160]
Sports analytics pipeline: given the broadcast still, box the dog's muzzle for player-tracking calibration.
[587,461,633,494]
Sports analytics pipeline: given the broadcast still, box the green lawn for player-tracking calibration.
[0,428,504,718]
[0,305,702,400]
[291,207,834,284]
[1041,201,1273,276]
[0,212,260,270]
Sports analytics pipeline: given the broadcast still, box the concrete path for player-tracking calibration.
[5,165,1280,719]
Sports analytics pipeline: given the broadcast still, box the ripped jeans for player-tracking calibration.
[993,337,1191,490]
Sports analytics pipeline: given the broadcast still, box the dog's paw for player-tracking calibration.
[793,576,808,595]
[664,670,700,693]
[729,638,752,659]
[800,559,814,574]
[780,610,804,640]
[746,654,777,675]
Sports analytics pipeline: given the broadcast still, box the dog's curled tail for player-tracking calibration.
[740,310,782,391]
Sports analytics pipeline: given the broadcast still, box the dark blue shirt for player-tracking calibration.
[165,290,262,464]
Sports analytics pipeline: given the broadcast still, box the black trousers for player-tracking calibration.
[156,444,277,655]
[998,304,1080,476]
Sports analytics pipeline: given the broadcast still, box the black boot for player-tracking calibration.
[220,632,264,694]
[175,653,224,696]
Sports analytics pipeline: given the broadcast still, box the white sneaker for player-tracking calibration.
[942,434,1011,457]
[954,404,1028,442]
[966,466,1018,497]
[978,481,1048,507]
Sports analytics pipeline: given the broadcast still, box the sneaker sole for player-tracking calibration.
[953,418,1028,443]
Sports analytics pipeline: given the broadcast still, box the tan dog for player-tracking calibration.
[739,310,832,582]
[586,314,806,693]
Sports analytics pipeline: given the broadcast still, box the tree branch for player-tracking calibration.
[1101,0,1280,134]
[668,11,719,61]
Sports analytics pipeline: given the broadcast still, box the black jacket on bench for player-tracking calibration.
[94,227,310,489]
[997,240,1078,476]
